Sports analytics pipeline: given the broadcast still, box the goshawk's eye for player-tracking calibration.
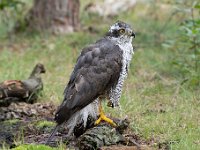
[119,29,125,34]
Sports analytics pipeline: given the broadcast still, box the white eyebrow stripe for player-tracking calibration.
[109,24,120,32]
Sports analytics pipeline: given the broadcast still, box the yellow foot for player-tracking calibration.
[95,113,117,127]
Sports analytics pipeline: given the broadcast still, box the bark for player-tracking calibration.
[0,63,45,106]
[25,0,80,34]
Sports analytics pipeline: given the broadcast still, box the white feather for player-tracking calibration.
[66,99,98,135]
[109,36,134,107]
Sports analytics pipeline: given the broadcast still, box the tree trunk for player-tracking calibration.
[26,0,80,34]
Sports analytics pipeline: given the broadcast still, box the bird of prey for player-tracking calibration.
[46,21,135,143]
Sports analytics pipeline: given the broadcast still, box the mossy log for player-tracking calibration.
[0,63,45,106]
[76,118,141,150]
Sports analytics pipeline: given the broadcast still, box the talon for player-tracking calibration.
[95,114,116,126]
[95,102,117,127]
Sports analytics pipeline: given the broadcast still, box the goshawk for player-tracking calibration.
[46,21,135,143]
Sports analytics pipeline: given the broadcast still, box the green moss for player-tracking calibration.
[3,119,20,125]
[35,121,55,129]
[13,144,56,150]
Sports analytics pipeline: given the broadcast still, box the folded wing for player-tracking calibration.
[55,38,123,125]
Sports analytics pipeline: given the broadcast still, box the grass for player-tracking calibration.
[3,119,20,125]
[13,144,56,150]
[35,121,56,129]
[0,1,200,150]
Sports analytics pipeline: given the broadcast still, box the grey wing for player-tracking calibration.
[55,39,123,125]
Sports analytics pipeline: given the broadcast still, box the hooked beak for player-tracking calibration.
[131,32,136,38]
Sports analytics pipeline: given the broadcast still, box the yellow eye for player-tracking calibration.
[119,29,125,34]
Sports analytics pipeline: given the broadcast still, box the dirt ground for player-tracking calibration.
[0,102,167,149]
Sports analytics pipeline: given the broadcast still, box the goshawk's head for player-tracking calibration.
[107,21,135,42]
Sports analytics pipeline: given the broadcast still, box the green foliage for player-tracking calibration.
[170,1,200,87]
[0,0,23,10]
[0,0,32,37]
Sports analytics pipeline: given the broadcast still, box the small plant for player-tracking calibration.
[0,0,23,10]
[171,1,200,88]
[0,0,28,36]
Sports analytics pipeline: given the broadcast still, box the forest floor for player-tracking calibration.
[0,0,199,150]
[0,102,160,150]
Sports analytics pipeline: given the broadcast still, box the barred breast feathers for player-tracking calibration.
[109,38,134,107]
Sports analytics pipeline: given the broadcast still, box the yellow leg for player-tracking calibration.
[94,101,116,127]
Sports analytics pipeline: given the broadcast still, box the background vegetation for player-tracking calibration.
[0,0,199,149]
